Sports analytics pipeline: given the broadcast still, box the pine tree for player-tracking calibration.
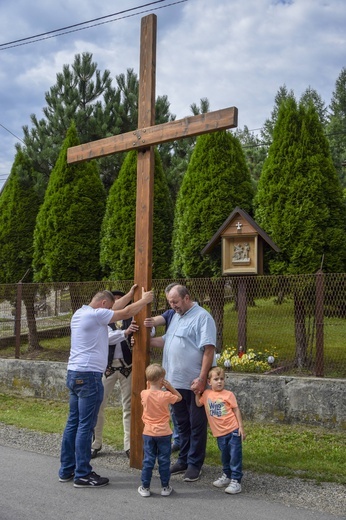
[32,122,106,287]
[23,53,113,181]
[100,148,174,280]
[21,55,179,196]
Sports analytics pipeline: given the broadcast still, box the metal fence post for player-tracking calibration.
[237,277,247,352]
[315,269,324,377]
[15,281,23,359]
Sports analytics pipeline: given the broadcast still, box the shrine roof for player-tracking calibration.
[201,206,280,255]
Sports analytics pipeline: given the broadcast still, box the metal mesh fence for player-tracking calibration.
[0,273,345,378]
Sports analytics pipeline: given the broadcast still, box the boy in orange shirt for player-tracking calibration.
[139,364,182,497]
[195,366,246,494]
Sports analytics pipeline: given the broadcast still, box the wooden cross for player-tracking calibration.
[67,14,238,469]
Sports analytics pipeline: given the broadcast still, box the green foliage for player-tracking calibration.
[172,131,254,277]
[100,149,174,280]
[23,53,113,181]
[21,55,180,197]
[326,67,346,187]
[255,97,346,274]
[0,149,41,283]
[299,86,328,126]
[32,122,106,282]
[261,85,295,144]
[235,125,268,190]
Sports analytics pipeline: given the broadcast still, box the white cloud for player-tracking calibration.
[1,0,345,187]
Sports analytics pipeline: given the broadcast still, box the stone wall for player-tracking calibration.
[0,359,345,430]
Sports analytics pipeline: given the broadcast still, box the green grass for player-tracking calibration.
[0,393,345,485]
[222,299,346,378]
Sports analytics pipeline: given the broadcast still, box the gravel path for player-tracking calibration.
[1,423,345,518]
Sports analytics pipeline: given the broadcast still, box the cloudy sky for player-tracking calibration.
[0,0,345,189]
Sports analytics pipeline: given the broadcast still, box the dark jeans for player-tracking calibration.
[170,405,180,446]
[141,434,172,488]
[172,389,208,470]
[217,429,243,482]
[59,370,104,479]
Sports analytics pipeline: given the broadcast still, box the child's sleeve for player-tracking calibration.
[227,391,238,408]
[169,393,180,404]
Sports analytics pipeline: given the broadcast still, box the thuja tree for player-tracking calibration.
[100,148,174,281]
[327,67,346,187]
[0,149,42,350]
[172,131,254,347]
[32,122,106,310]
[172,131,254,277]
[255,97,346,367]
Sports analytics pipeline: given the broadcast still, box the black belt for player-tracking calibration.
[105,360,132,379]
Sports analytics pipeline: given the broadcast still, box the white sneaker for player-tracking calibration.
[213,473,231,488]
[138,485,151,497]
[225,479,242,494]
[161,485,173,496]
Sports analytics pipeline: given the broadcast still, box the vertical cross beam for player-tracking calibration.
[130,14,157,469]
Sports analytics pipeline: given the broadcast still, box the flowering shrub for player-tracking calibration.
[216,345,277,373]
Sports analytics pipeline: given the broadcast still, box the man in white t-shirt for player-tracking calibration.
[59,286,153,488]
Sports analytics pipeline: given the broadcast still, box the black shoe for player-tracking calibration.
[74,471,109,488]
[171,443,180,453]
[125,449,130,459]
[91,446,102,459]
[183,466,201,482]
[170,462,187,475]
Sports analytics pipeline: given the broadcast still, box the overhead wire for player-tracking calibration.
[0,0,187,51]
[0,123,24,143]
[0,0,186,168]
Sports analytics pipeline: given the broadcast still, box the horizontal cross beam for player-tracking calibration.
[67,106,238,164]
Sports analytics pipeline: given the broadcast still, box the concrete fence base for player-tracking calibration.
[0,359,345,430]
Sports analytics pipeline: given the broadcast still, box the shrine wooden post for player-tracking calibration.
[67,13,238,469]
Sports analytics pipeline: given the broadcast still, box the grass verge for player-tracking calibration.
[0,393,345,485]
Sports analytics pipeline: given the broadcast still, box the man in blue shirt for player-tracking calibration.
[150,284,216,482]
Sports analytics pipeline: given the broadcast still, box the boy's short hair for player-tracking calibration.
[208,366,225,379]
[145,363,166,382]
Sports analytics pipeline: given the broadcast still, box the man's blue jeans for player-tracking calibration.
[141,434,172,488]
[59,371,104,479]
[217,429,243,482]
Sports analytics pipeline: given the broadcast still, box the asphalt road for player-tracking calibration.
[0,445,342,520]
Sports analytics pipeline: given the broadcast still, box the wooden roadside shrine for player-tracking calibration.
[67,14,238,469]
[201,207,280,352]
